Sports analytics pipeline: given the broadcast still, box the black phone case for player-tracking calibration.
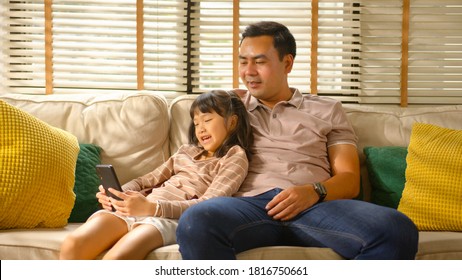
[96,164,123,211]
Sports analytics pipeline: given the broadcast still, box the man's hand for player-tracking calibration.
[265,185,319,221]
[108,188,156,217]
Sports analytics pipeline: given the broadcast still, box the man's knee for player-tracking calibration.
[367,208,419,259]
[178,198,233,245]
[179,200,220,234]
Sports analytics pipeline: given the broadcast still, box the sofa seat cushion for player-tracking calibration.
[0,100,79,229]
[0,224,342,260]
[0,224,183,260]
[417,231,462,260]
[1,225,460,260]
[0,224,80,259]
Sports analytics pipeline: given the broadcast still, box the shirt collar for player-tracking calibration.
[246,88,304,111]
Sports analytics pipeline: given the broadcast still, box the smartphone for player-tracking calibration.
[95,164,123,211]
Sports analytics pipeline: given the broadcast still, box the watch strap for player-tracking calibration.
[313,182,327,203]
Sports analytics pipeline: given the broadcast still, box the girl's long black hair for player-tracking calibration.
[188,90,253,159]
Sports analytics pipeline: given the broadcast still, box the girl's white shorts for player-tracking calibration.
[89,210,178,246]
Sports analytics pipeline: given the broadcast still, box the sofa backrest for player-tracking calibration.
[1,92,170,185]
[343,103,462,199]
[169,95,196,155]
[3,92,461,200]
[343,103,462,156]
[169,94,462,200]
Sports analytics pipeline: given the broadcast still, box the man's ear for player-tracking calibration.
[284,54,294,73]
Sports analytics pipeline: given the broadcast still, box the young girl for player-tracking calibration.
[60,90,253,259]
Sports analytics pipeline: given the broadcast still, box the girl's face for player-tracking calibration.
[193,109,235,157]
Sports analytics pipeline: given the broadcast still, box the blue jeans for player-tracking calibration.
[177,188,418,260]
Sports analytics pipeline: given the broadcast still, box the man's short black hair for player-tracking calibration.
[240,21,296,61]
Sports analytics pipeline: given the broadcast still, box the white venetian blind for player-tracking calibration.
[309,0,361,99]
[407,0,462,104]
[2,1,462,105]
[190,0,362,101]
[143,0,188,93]
[360,0,462,105]
[3,1,47,94]
[2,0,187,95]
[239,0,315,94]
[189,0,235,93]
[360,0,405,104]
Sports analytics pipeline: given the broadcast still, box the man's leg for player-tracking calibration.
[285,200,419,259]
[177,189,284,260]
[178,193,418,260]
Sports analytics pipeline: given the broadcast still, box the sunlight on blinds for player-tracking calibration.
[2,0,462,105]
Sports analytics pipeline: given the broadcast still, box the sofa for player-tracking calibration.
[1,91,461,260]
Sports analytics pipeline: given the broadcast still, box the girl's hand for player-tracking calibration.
[96,185,113,211]
[108,189,156,217]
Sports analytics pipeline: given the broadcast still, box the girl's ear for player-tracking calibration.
[228,115,238,131]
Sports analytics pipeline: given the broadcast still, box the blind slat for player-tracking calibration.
[2,0,187,94]
[2,0,462,104]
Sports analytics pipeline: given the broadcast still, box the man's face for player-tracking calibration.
[238,35,292,105]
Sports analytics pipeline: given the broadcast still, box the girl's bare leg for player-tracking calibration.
[103,224,164,260]
[59,213,128,260]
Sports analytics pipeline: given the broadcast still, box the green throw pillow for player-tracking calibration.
[68,143,102,222]
[364,146,408,209]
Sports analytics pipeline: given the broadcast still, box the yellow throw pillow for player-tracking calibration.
[0,100,79,229]
[398,123,462,231]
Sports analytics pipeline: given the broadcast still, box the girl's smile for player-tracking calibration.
[193,110,234,156]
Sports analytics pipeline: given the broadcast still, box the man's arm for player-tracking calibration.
[266,144,360,221]
[324,143,361,199]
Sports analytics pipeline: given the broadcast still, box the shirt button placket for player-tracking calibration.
[270,107,281,135]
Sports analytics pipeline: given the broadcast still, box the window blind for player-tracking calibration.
[3,1,46,94]
[360,0,462,104]
[190,0,362,101]
[189,0,235,93]
[407,0,462,104]
[2,0,187,97]
[2,1,462,105]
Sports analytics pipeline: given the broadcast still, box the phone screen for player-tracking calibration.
[96,164,123,211]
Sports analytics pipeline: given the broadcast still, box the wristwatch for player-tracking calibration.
[313,182,327,203]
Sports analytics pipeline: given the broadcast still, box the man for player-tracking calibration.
[176,21,418,259]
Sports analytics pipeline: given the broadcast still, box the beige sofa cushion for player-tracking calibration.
[0,223,343,260]
[343,104,462,200]
[169,95,196,155]
[344,104,462,159]
[170,96,462,201]
[2,224,460,259]
[0,92,170,185]
[171,97,462,164]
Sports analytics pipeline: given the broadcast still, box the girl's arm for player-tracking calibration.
[157,145,249,219]
[121,153,176,192]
